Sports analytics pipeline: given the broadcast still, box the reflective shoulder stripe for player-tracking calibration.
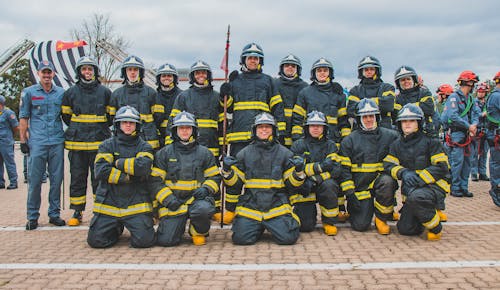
[96,153,113,163]
[269,94,282,109]
[382,90,396,97]
[204,165,220,177]
[136,151,154,160]
[292,104,306,117]
[61,105,73,115]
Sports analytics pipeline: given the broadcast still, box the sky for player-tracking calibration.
[1,0,499,92]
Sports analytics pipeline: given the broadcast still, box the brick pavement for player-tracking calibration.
[0,147,500,289]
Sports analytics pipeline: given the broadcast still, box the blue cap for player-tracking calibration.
[37,60,55,72]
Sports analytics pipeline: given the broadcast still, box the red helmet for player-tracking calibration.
[457,70,479,83]
[476,82,489,93]
[494,71,500,83]
[436,84,454,96]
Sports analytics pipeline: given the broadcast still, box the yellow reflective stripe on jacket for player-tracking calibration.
[284,108,293,118]
[382,90,396,97]
[277,121,286,131]
[197,119,218,129]
[65,141,101,151]
[390,165,404,180]
[291,125,303,135]
[158,202,190,218]
[384,154,400,165]
[339,155,351,167]
[269,95,282,109]
[140,113,154,123]
[225,192,240,203]
[146,140,160,149]
[93,202,152,217]
[348,95,360,102]
[418,169,436,184]
[151,167,166,179]
[107,106,116,115]
[289,193,316,205]
[70,114,107,123]
[233,101,270,112]
[431,153,448,165]
[245,178,284,189]
[436,179,450,193]
[341,127,351,137]
[152,104,164,113]
[161,119,168,128]
[292,104,306,117]
[123,158,135,175]
[170,108,181,118]
[423,210,440,230]
[351,162,384,173]
[136,151,154,160]
[204,165,219,177]
[338,107,347,117]
[305,163,316,176]
[224,171,239,187]
[341,180,355,192]
[208,147,220,157]
[108,168,121,184]
[355,190,371,200]
[156,187,173,204]
[394,103,402,110]
[235,204,294,222]
[227,131,252,142]
[96,153,113,163]
[285,137,293,146]
[326,116,338,125]
[283,167,303,187]
[61,105,73,115]
[320,205,339,218]
[338,195,345,204]
[165,180,199,191]
[70,195,86,205]
[374,199,393,214]
[203,180,219,193]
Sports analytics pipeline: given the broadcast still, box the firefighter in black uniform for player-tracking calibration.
[154,63,182,147]
[222,113,305,245]
[109,55,161,150]
[291,57,350,145]
[290,111,341,235]
[384,104,449,241]
[87,106,155,248]
[170,60,222,158]
[339,99,399,234]
[347,56,396,129]
[217,43,287,224]
[151,111,220,246]
[274,54,308,148]
[61,56,112,226]
[393,66,436,137]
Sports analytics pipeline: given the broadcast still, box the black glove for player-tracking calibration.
[346,190,361,213]
[20,143,30,154]
[220,83,232,99]
[289,156,305,172]
[300,179,314,197]
[193,187,210,200]
[319,158,335,173]
[402,170,422,188]
[167,197,182,211]
[222,155,238,172]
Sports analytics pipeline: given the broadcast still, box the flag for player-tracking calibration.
[29,40,87,89]
[220,51,228,75]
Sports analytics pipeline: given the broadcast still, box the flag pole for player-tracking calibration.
[221,24,230,228]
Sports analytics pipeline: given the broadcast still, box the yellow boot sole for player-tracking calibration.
[427,231,442,241]
[192,235,206,246]
[437,210,447,222]
[67,217,81,226]
[323,224,337,236]
[375,217,390,235]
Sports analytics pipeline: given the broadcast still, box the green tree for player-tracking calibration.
[0,58,32,114]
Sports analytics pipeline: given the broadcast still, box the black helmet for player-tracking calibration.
[188,60,212,85]
[279,54,302,77]
[156,63,178,86]
[357,55,381,79]
[310,57,334,82]
[170,111,198,141]
[355,98,380,131]
[120,55,145,81]
[304,110,328,138]
[75,55,99,81]
[240,42,264,68]
[396,103,424,132]
[114,105,141,135]
[251,112,277,140]
[394,66,418,90]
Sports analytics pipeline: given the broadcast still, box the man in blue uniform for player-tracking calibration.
[486,71,500,207]
[19,60,66,230]
[0,95,19,190]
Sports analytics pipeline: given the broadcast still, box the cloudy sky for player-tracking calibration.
[1,0,499,91]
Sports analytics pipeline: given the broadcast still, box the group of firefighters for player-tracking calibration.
[6,41,500,248]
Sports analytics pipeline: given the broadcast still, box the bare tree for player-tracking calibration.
[70,13,129,86]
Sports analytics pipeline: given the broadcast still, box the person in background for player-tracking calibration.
[0,95,19,190]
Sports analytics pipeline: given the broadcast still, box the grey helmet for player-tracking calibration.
[357,55,381,79]
[240,42,264,68]
[394,66,418,90]
[310,57,334,82]
[252,112,277,140]
[396,103,424,132]
[75,55,99,81]
[305,110,328,138]
[170,111,198,141]
[156,63,178,86]
[114,105,141,135]
[279,54,302,77]
[188,60,212,85]
[355,98,380,131]
[120,55,145,80]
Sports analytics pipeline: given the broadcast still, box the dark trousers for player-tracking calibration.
[69,151,98,211]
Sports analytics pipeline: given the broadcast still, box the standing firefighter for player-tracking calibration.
[0,95,19,190]
[384,104,450,240]
[61,56,112,226]
[339,99,399,234]
[486,71,500,207]
[222,113,305,245]
[292,57,350,145]
[109,55,160,150]
[470,82,490,182]
[170,60,223,158]
[393,66,436,137]
[347,56,396,129]
[87,106,155,248]
[154,63,182,147]
[290,111,341,235]
[440,71,481,197]
[151,111,220,246]
[274,54,308,147]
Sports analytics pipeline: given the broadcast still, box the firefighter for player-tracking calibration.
[0,95,19,190]
[87,106,155,248]
[440,71,481,197]
[151,111,220,246]
[108,55,161,150]
[347,56,396,129]
[274,54,308,148]
[154,63,182,147]
[470,82,490,182]
[393,66,436,137]
[486,71,500,207]
[170,60,222,158]
[339,99,399,234]
[61,56,112,226]
[291,57,350,146]
[384,104,449,240]
[289,111,341,235]
[221,113,305,245]
[217,43,286,224]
